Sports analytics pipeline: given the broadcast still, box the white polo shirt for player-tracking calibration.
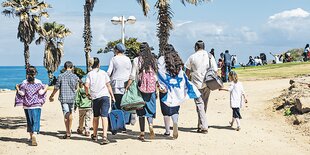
[85,68,110,99]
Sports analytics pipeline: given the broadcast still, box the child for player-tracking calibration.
[15,66,48,146]
[75,80,92,137]
[219,71,248,131]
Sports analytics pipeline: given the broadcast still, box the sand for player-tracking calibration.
[0,78,309,155]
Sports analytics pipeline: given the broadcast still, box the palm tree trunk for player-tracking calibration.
[157,2,172,56]
[83,3,92,73]
[23,42,30,71]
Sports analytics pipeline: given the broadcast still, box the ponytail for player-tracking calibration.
[26,66,37,83]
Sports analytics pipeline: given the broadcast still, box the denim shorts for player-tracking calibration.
[61,103,74,116]
[24,108,41,133]
[92,96,110,117]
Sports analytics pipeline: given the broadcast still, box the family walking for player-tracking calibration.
[15,40,248,146]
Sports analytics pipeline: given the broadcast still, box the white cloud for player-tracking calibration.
[239,27,258,42]
[269,8,309,21]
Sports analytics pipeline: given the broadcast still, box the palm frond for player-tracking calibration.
[136,0,150,16]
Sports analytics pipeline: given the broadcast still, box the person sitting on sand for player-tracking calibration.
[15,66,48,146]
[219,71,248,131]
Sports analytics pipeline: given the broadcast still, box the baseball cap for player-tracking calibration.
[114,43,126,53]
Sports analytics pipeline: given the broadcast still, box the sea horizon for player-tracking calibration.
[0,66,109,90]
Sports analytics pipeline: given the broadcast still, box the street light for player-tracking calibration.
[111,16,136,44]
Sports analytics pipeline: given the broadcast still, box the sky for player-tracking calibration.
[0,0,310,66]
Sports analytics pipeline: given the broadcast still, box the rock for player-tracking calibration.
[295,97,310,114]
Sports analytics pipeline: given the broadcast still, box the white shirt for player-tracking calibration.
[85,68,110,99]
[228,82,245,108]
[107,55,132,81]
[185,50,218,89]
[107,55,132,94]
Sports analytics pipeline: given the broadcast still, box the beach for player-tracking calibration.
[0,78,310,155]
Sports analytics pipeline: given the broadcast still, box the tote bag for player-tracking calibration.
[121,81,145,111]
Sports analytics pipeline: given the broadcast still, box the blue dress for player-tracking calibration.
[136,92,156,118]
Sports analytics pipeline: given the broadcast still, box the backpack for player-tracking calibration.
[137,58,157,93]
[204,53,223,90]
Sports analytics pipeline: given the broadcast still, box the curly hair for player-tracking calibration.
[139,42,158,72]
[163,44,184,77]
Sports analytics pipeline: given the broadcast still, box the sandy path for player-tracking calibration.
[0,78,309,155]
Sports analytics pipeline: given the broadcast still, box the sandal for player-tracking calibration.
[62,134,71,139]
[138,134,145,142]
[77,128,83,134]
[85,131,90,137]
[163,132,170,136]
[91,134,97,141]
[149,126,155,139]
[101,137,110,145]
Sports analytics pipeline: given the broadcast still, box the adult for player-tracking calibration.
[126,42,158,141]
[158,44,201,139]
[49,61,79,139]
[223,50,232,82]
[210,48,215,58]
[270,52,282,64]
[254,56,262,66]
[85,57,115,145]
[185,40,218,133]
[107,43,132,109]
[304,44,310,61]
[246,56,255,66]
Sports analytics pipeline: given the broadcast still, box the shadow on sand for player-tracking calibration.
[0,117,27,130]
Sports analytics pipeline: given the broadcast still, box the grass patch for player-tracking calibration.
[234,62,310,81]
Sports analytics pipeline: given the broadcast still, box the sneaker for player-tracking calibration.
[138,134,145,142]
[173,123,178,139]
[163,132,170,137]
[198,129,208,134]
[31,135,37,146]
[149,126,155,139]
[236,127,241,131]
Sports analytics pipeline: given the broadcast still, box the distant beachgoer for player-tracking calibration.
[185,40,218,133]
[15,66,48,146]
[254,56,262,66]
[75,80,92,137]
[270,52,282,64]
[231,55,237,68]
[158,44,201,139]
[126,42,158,141]
[223,50,232,82]
[210,48,215,59]
[85,57,115,145]
[219,71,248,131]
[246,56,255,66]
[49,61,79,139]
[218,58,225,81]
[305,44,310,61]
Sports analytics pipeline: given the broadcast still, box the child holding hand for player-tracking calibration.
[219,71,248,131]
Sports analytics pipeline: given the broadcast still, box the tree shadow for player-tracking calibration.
[0,117,27,130]
[0,137,31,146]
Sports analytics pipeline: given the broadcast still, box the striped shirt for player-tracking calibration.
[55,70,79,103]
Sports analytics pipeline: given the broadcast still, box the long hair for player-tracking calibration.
[305,44,309,49]
[26,66,37,83]
[164,44,184,77]
[139,42,158,72]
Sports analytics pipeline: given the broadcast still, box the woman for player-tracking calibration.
[157,44,201,139]
[126,42,157,141]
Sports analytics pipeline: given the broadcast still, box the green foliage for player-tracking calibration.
[98,38,141,60]
[284,108,292,116]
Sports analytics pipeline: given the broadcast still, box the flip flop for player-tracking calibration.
[101,137,110,145]
[62,134,71,139]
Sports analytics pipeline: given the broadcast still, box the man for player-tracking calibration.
[185,40,218,133]
[223,50,232,82]
[49,61,79,139]
[85,57,115,145]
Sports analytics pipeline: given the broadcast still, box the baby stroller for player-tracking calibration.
[260,53,267,65]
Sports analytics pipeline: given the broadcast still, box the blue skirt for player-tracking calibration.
[24,108,41,133]
[136,92,156,118]
[159,92,180,116]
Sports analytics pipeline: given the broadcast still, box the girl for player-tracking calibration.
[157,44,201,139]
[219,71,248,131]
[15,66,48,146]
[126,42,157,141]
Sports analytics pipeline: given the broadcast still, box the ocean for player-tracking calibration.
[0,66,108,90]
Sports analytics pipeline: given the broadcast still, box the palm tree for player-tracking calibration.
[36,22,71,83]
[2,0,50,71]
[137,0,209,56]
[83,0,96,73]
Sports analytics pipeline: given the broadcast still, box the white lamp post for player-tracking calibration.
[111,16,136,44]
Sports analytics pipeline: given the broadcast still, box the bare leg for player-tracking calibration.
[147,117,155,139]
[102,117,108,138]
[92,117,99,136]
[164,116,170,134]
